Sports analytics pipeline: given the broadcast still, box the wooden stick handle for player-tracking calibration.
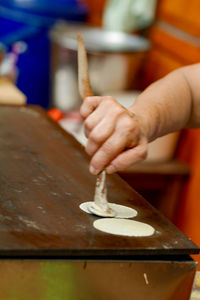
[77,34,93,100]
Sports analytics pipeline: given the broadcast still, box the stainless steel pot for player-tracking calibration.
[49,21,150,111]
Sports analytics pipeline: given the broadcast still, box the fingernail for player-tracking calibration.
[106,165,115,174]
[89,165,98,175]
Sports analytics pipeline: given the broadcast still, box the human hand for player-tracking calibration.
[80,96,148,174]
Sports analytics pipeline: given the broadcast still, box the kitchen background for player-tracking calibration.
[0,0,200,280]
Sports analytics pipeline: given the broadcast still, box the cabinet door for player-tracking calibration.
[82,0,107,26]
[158,0,200,36]
[141,22,200,88]
[142,48,183,87]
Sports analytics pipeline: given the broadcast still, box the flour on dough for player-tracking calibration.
[79,201,137,219]
[93,218,155,237]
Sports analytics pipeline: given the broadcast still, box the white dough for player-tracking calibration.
[79,201,137,219]
[93,218,155,237]
[88,202,116,218]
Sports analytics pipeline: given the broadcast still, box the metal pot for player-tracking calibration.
[49,21,150,111]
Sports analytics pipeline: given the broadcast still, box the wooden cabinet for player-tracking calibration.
[81,0,107,26]
[157,0,200,37]
[139,0,200,87]
[141,46,183,87]
[141,22,200,88]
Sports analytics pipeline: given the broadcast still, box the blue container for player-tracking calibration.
[0,0,88,108]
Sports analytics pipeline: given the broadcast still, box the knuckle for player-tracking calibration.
[91,132,103,144]
[114,104,124,115]
[104,96,118,107]
[105,96,114,103]
[88,131,99,143]
[81,97,97,115]
[80,104,87,118]
[118,115,134,133]
[85,96,93,104]
[139,147,148,160]
[102,97,124,117]
[124,115,134,128]
[84,118,93,130]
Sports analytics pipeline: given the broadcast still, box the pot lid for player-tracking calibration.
[50,22,150,53]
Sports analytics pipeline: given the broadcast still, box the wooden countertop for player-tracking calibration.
[0,105,198,258]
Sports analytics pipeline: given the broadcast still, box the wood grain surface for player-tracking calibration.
[0,105,198,258]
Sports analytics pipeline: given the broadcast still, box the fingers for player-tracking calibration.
[106,138,148,174]
[79,95,148,175]
[83,100,115,138]
[89,127,139,174]
[82,96,123,140]
[80,96,102,119]
[85,117,115,156]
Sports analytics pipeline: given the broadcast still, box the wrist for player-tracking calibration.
[128,101,161,142]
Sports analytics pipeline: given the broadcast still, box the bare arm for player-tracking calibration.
[80,63,200,175]
[130,63,200,142]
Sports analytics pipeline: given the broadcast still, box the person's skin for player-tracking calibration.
[80,63,200,175]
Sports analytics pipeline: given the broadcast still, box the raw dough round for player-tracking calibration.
[88,202,116,217]
[93,218,155,237]
[79,201,137,219]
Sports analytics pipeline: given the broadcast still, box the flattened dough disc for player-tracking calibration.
[93,218,155,237]
[79,201,138,219]
[88,202,116,217]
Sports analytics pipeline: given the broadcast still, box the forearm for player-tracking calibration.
[129,64,200,142]
[80,63,200,174]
